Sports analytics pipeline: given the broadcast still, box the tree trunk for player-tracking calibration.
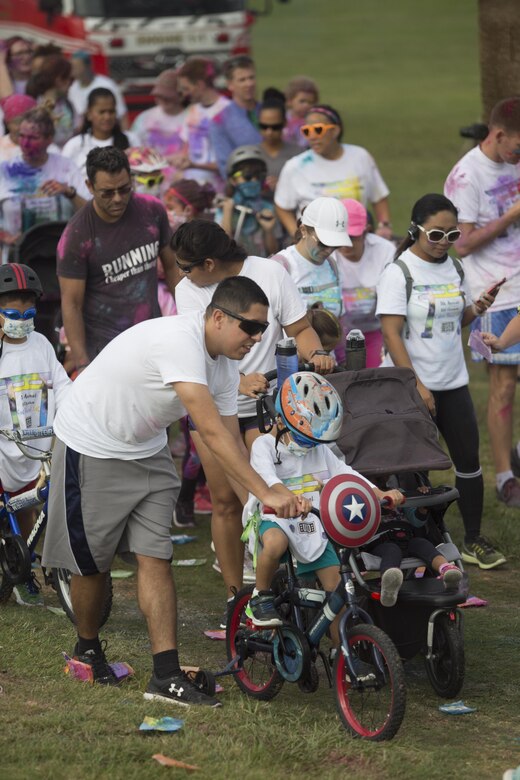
[479,0,520,122]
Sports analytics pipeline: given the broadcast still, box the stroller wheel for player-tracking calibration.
[425,612,465,698]
[226,585,284,701]
[333,624,406,741]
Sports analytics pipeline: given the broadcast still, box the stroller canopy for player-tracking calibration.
[328,367,452,476]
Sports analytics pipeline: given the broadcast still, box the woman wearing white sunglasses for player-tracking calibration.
[274,103,391,241]
[376,192,505,571]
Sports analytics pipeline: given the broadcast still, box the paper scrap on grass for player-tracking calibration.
[171,534,197,544]
[152,754,199,771]
[110,569,135,579]
[63,652,134,683]
[140,716,184,733]
[46,606,66,616]
[468,330,493,361]
[459,595,488,608]
[172,558,207,567]
[439,700,476,715]
[203,629,226,641]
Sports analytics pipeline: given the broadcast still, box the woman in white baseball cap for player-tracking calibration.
[271,196,351,320]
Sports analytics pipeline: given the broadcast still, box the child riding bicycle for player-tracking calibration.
[0,263,70,605]
[242,371,404,628]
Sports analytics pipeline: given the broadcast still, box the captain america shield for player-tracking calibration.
[320,474,381,547]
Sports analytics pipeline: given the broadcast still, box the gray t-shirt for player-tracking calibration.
[57,194,172,358]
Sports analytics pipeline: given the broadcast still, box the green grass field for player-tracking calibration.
[2,3,520,779]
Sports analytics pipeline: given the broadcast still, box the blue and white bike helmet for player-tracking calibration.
[275,371,343,447]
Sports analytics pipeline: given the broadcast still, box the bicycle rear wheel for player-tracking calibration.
[333,623,406,741]
[226,585,284,701]
[52,568,113,628]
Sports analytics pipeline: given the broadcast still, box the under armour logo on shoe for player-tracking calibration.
[169,683,184,697]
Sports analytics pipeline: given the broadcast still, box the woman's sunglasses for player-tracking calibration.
[175,258,206,274]
[211,304,269,337]
[0,307,37,320]
[417,225,461,244]
[300,123,337,138]
[259,122,284,131]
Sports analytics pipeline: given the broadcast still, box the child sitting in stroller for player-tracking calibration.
[242,371,404,627]
[366,491,463,607]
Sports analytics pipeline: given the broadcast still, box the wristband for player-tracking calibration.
[377,221,392,229]
[309,349,329,358]
[64,186,76,199]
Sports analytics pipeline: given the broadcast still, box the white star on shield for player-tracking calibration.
[343,495,365,522]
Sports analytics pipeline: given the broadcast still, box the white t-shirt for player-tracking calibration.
[0,332,71,491]
[376,249,472,391]
[54,313,239,459]
[131,106,187,158]
[180,96,229,189]
[0,152,91,231]
[273,244,342,316]
[61,131,139,176]
[175,256,307,417]
[243,435,372,563]
[334,233,395,333]
[444,146,520,311]
[274,144,390,215]
[68,75,127,120]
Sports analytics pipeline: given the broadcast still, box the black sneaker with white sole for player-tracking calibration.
[143,670,221,707]
[73,641,119,686]
[248,591,283,627]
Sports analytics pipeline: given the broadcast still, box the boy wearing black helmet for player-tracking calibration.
[0,263,71,605]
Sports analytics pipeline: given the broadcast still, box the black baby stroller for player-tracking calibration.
[327,366,469,698]
[11,221,67,348]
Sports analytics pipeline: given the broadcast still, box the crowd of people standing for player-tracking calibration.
[1,36,520,707]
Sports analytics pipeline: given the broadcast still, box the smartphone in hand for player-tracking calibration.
[486,277,507,297]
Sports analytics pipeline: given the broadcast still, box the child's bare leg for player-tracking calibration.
[316,565,341,647]
[432,554,463,589]
[16,507,37,542]
[256,527,289,590]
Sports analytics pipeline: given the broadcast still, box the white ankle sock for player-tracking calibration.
[497,471,514,491]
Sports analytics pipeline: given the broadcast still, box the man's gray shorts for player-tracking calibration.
[42,438,180,575]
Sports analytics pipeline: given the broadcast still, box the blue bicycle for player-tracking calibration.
[0,427,112,624]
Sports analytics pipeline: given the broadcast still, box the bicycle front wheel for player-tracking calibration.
[333,623,406,741]
[52,568,113,628]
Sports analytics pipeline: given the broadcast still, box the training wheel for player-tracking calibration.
[194,669,217,697]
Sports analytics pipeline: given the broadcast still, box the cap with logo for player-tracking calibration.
[301,197,352,247]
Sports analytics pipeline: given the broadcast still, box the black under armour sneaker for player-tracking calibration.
[73,642,119,686]
[143,670,221,707]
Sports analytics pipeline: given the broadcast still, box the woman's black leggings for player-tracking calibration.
[431,384,483,543]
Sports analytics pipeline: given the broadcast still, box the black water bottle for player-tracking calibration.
[345,329,366,371]
[275,337,298,389]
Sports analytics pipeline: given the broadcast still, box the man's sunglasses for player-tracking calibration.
[211,304,269,336]
[300,123,337,138]
[135,173,164,189]
[95,184,133,201]
[175,257,206,274]
[0,307,37,320]
[259,122,284,131]
[417,225,461,244]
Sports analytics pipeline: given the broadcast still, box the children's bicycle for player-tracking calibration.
[225,494,406,741]
[0,427,112,623]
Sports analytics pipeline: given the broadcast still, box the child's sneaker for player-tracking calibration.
[461,536,506,569]
[173,500,196,528]
[439,563,463,589]
[73,642,119,685]
[249,590,282,626]
[144,670,221,707]
[496,477,520,508]
[13,572,44,607]
[194,485,212,515]
[380,568,403,607]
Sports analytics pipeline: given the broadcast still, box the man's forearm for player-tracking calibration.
[61,300,90,366]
